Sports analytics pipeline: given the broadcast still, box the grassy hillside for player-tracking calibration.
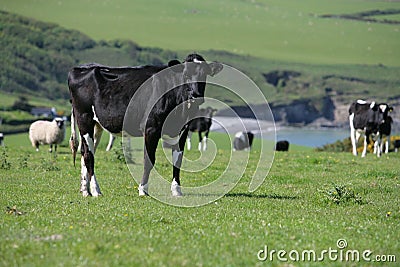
[1,10,399,106]
[0,131,399,266]
[1,0,399,66]
[1,8,399,131]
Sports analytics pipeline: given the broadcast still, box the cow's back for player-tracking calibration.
[349,101,377,130]
[68,64,166,135]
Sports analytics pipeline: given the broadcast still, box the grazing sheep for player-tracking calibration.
[29,118,65,152]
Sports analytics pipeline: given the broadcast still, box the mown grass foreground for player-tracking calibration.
[0,132,399,266]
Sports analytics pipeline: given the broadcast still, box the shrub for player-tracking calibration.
[319,183,364,205]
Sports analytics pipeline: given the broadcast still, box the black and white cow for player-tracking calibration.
[394,139,400,153]
[374,115,393,154]
[187,107,217,151]
[275,140,289,152]
[68,54,223,197]
[349,100,392,157]
[233,131,254,151]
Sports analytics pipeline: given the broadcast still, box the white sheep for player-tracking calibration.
[29,118,66,152]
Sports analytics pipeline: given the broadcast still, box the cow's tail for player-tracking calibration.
[70,108,79,166]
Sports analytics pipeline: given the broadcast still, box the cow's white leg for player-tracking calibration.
[171,178,182,197]
[80,156,89,197]
[202,136,207,151]
[373,140,378,154]
[138,183,148,196]
[361,134,368,158]
[82,133,102,197]
[349,114,358,156]
[384,135,390,154]
[89,174,101,197]
[186,131,192,151]
[374,133,382,158]
[353,130,361,156]
[198,132,202,151]
[376,144,382,157]
[106,134,116,152]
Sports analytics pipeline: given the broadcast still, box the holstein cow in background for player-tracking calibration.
[69,54,223,197]
[374,115,393,155]
[394,139,400,153]
[349,100,392,157]
[187,107,217,151]
[233,131,254,151]
[275,140,289,152]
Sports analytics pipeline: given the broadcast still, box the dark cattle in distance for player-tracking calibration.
[394,139,400,153]
[233,131,254,151]
[275,140,289,152]
[349,100,393,157]
[187,107,217,151]
[374,115,393,154]
[69,53,223,197]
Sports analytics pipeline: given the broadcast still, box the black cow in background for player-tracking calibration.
[349,100,393,157]
[69,54,223,197]
[394,140,400,153]
[275,140,289,151]
[187,107,217,151]
[233,131,254,151]
[374,115,393,155]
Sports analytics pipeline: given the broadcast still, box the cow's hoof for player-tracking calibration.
[138,184,148,196]
[91,191,102,197]
[171,180,182,197]
[81,191,90,197]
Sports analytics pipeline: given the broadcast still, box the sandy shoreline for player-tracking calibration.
[210,116,277,134]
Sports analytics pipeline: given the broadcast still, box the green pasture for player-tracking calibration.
[1,0,399,66]
[0,131,399,266]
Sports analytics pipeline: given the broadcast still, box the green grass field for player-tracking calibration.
[0,131,398,266]
[1,0,399,66]
[1,1,399,265]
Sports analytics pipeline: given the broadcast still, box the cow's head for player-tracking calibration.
[378,103,393,124]
[169,54,223,106]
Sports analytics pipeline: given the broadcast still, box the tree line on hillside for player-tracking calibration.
[0,11,177,102]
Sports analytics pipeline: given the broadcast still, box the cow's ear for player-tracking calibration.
[389,106,394,112]
[370,102,377,111]
[168,60,184,73]
[208,62,223,76]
